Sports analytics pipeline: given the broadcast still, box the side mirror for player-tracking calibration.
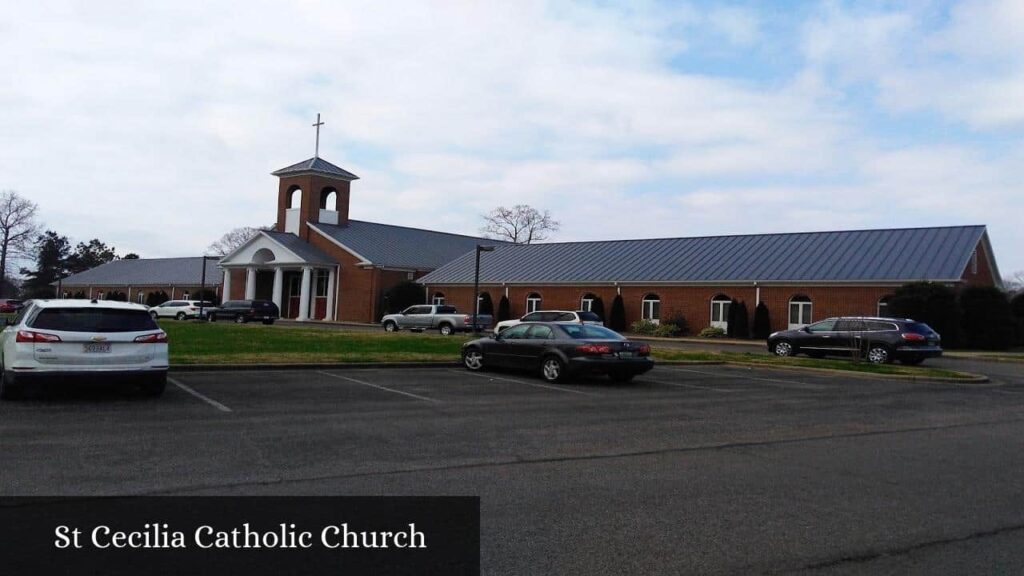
[802,326,811,333]
[489,333,498,340]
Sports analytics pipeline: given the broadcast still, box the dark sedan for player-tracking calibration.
[461,322,654,383]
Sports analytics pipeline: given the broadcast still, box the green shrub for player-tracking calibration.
[653,323,681,337]
[661,312,689,336]
[1013,293,1024,346]
[497,296,511,321]
[699,326,726,338]
[630,319,658,335]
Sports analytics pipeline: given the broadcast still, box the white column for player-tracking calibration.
[272,267,284,312]
[245,266,257,300]
[222,270,232,301]
[324,267,336,321]
[297,266,312,321]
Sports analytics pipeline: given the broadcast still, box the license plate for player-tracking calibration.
[83,343,112,353]
[618,351,635,358]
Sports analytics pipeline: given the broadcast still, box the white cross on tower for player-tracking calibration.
[312,113,325,158]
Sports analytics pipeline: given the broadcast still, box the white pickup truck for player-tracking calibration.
[381,305,493,336]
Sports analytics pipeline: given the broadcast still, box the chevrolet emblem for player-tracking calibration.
[91,336,108,342]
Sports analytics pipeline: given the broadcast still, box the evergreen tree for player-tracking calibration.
[889,281,961,347]
[609,295,626,332]
[753,302,772,339]
[959,286,1013,350]
[479,292,494,316]
[20,231,70,297]
[725,299,739,337]
[1012,293,1024,346]
[733,300,750,339]
[146,291,169,307]
[497,295,511,322]
[591,297,606,322]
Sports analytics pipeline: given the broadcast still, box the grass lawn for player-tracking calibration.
[158,321,978,379]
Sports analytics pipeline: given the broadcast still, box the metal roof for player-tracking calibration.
[418,225,990,285]
[57,257,221,287]
[261,230,337,264]
[271,157,359,180]
[311,220,500,270]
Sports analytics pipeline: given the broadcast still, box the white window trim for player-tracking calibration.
[580,297,594,312]
[641,296,661,324]
[526,295,542,314]
[432,293,445,306]
[788,298,812,330]
[710,297,730,330]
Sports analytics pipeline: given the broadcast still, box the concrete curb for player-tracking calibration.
[169,358,985,383]
[718,362,991,384]
[170,361,460,372]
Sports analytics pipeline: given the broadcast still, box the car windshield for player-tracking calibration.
[560,324,625,340]
[30,308,159,333]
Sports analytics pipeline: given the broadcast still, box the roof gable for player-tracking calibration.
[418,225,989,285]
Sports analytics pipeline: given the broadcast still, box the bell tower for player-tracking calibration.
[272,157,359,240]
[272,114,360,239]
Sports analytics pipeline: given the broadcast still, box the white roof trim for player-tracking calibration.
[218,231,308,267]
[308,223,374,265]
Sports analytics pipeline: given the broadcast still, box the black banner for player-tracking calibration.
[0,496,479,575]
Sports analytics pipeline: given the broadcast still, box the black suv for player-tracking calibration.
[207,300,280,325]
[766,317,942,365]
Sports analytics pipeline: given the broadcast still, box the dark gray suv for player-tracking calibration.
[766,317,942,365]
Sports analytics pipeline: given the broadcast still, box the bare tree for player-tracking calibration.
[0,191,40,297]
[480,205,560,244]
[1003,270,1024,295]
[206,226,268,256]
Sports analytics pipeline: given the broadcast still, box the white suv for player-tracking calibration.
[494,310,604,334]
[149,300,214,320]
[0,299,169,400]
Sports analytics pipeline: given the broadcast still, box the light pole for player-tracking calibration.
[473,244,495,333]
[198,255,215,320]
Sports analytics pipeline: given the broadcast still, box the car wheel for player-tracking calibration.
[866,345,892,364]
[438,323,454,336]
[234,314,247,324]
[609,370,635,383]
[463,348,484,371]
[176,312,187,320]
[772,340,795,357]
[541,355,566,383]
[0,370,23,401]
[150,311,159,319]
[899,356,925,366]
[140,374,166,397]
[383,321,397,332]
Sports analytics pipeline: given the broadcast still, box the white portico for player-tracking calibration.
[218,230,339,321]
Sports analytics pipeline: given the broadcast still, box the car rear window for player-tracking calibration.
[437,306,458,314]
[560,324,625,340]
[253,301,275,309]
[578,312,602,322]
[30,308,159,333]
[906,322,936,336]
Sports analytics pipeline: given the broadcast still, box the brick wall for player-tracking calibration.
[423,283,908,334]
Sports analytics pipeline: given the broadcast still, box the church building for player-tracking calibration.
[56,151,1003,332]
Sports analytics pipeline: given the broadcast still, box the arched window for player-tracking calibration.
[877,295,892,317]
[526,292,542,314]
[432,292,445,306]
[136,292,145,304]
[287,186,302,209]
[580,293,597,312]
[710,294,731,330]
[252,248,276,264]
[320,188,338,210]
[789,295,812,329]
[641,294,661,324]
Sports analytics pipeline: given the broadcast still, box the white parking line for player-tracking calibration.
[449,369,598,396]
[169,378,232,412]
[661,367,828,391]
[317,371,439,403]
[639,376,745,393]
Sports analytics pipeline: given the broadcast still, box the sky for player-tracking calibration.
[2,0,1022,276]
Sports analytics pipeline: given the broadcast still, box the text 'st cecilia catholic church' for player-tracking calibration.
[57,120,1003,332]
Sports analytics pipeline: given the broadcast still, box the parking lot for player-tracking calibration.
[3,363,1024,574]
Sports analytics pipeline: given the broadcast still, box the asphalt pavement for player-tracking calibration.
[2,362,1023,574]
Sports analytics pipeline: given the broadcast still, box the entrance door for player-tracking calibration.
[286,273,301,319]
